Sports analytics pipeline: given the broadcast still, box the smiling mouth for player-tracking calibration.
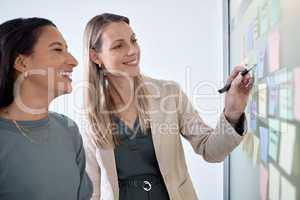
[123,59,138,66]
[58,71,72,81]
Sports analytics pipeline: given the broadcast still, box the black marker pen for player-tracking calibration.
[218,64,256,94]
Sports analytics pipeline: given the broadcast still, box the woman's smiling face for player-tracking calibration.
[93,21,141,77]
[19,25,78,96]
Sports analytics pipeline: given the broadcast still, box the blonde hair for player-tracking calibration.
[83,13,150,148]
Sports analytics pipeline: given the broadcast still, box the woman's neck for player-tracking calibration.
[0,102,49,121]
[107,75,136,106]
[0,83,51,121]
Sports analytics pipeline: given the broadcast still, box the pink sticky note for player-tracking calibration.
[294,68,300,121]
[268,30,280,72]
[260,164,269,200]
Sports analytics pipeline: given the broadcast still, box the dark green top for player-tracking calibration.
[113,116,170,200]
[113,116,161,180]
[0,112,93,200]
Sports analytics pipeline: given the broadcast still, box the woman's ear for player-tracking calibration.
[14,55,28,73]
[89,49,102,65]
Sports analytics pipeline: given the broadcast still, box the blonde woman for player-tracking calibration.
[83,13,253,200]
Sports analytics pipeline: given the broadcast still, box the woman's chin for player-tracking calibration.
[63,84,73,94]
[126,67,140,77]
[109,68,140,78]
[56,84,73,96]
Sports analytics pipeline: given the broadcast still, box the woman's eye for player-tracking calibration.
[113,44,122,49]
[53,48,63,52]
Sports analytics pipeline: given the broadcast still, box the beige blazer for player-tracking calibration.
[83,76,247,200]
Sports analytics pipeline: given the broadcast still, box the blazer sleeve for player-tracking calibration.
[83,134,101,200]
[173,82,248,162]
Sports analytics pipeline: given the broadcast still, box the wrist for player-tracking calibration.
[224,109,243,124]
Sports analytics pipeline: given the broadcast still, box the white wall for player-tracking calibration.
[1,0,224,199]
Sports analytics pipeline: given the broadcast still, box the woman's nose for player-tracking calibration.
[67,52,78,68]
[127,44,139,56]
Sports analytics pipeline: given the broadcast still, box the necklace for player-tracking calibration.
[2,109,50,144]
[12,119,50,144]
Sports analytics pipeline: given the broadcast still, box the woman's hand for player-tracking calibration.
[224,65,254,124]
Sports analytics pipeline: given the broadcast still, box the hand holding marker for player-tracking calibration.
[218,64,257,93]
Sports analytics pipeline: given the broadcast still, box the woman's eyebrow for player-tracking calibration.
[110,39,125,47]
[112,39,124,43]
[48,42,68,49]
[111,33,136,45]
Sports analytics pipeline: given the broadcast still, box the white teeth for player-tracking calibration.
[59,71,72,77]
[124,59,138,65]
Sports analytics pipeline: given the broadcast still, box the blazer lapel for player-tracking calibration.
[146,81,163,164]
[98,148,119,199]
[149,99,162,159]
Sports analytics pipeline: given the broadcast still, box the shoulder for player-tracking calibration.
[49,111,78,130]
[49,112,82,146]
[142,75,181,97]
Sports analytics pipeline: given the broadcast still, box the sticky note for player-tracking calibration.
[259,0,270,36]
[269,163,280,200]
[253,135,260,166]
[259,127,269,163]
[257,46,266,79]
[268,118,280,161]
[279,122,296,175]
[253,16,259,40]
[281,176,296,200]
[271,0,281,26]
[294,68,300,121]
[276,67,292,85]
[246,18,259,50]
[259,83,267,118]
[260,164,269,200]
[247,28,254,51]
[248,49,258,67]
[279,84,293,120]
[242,133,254,159]
[250,101,257,130]
[268,84,279,116]
[266,67,290,86]
[268,30,280,72]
